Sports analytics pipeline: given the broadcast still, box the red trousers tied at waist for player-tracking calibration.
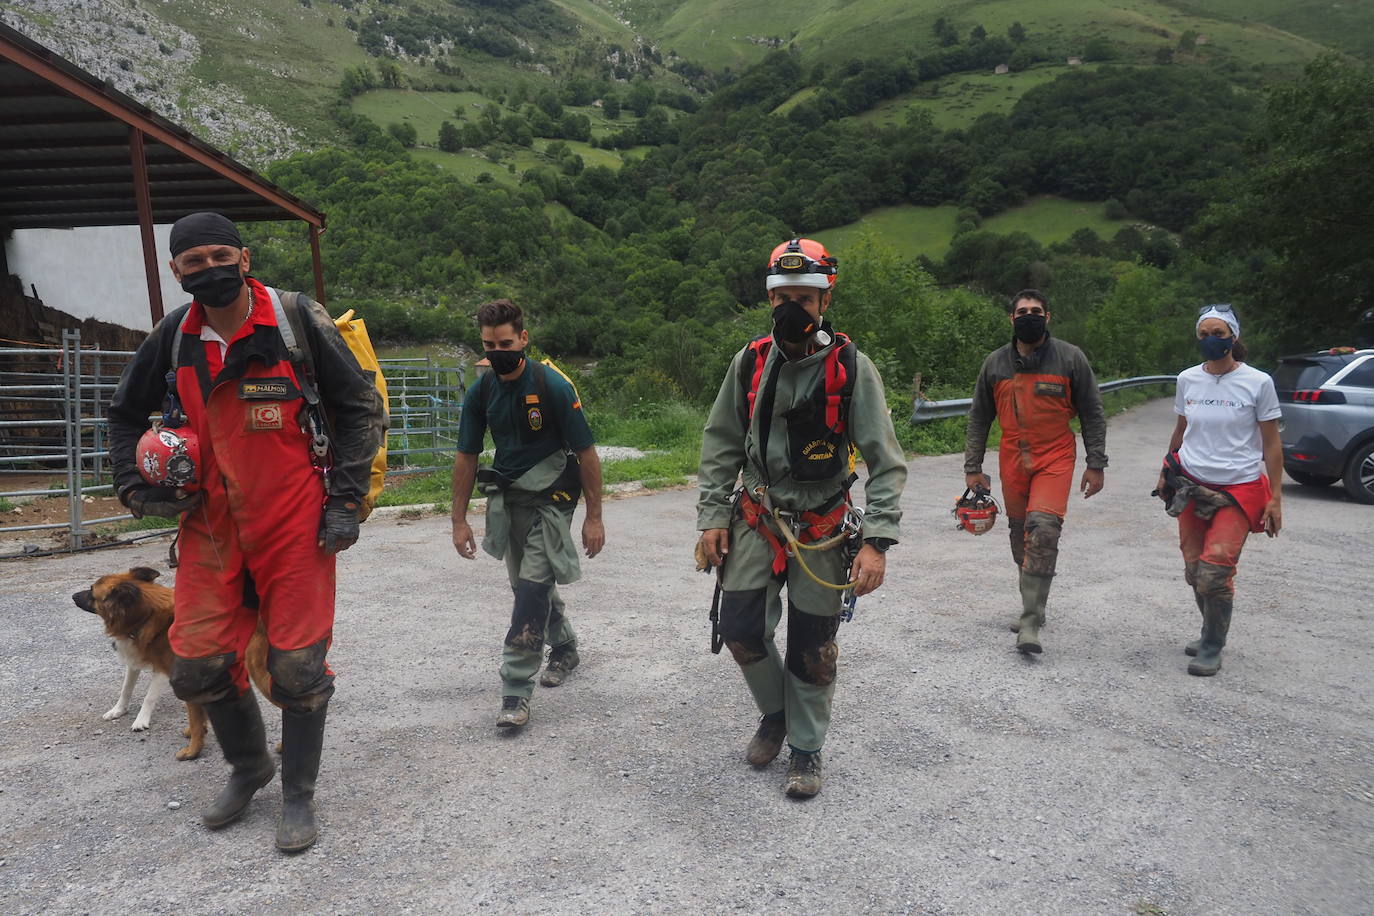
[739,490,849,576]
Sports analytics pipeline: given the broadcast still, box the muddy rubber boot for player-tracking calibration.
[746,713,786,766]
[276,702,327,853]
[1187,596,1232,677]
[784,749,823,798]
[540,644,580,688]
[496,695,530,728]
[1185,590,1205,656]
[1015,571,1051,655]
[201,690,276,829]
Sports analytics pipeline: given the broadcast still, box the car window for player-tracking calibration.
[1273,359,1337,392]
[1334,358,1374,389]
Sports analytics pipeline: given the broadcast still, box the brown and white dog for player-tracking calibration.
[72,567,271,760]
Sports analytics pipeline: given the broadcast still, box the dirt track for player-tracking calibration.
[1,398,1370,915]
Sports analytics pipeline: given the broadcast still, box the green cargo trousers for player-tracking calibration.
[499,503,577,699]
[717,513,845,753]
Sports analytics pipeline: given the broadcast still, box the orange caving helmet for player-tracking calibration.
[766,238,838,291]
[136,425,201,492]
[953,485,1000,535]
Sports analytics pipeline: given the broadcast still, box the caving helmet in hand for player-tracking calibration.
[952,485,1000,535]
[136,424,201,492]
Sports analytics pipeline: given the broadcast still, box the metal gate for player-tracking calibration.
[0,332,466,551]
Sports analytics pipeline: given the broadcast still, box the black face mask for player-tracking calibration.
[772,300,817,344]
[486,348,524,376]
[180,263,245,309]
[1013,313,1047,344]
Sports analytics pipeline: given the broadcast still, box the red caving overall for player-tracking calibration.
[169,279,334,696]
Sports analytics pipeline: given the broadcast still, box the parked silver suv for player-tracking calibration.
[1274,348,1374,504]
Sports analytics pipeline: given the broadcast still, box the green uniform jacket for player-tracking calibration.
[696,335,907,542]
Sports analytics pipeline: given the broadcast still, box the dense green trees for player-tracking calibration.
[1196,55,1374,348]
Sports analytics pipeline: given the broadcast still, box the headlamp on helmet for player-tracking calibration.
[952,485,1000,535]
[766,238,837,291]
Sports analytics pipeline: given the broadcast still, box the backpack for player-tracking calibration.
[170,289,388,520]
[737,333,858,484]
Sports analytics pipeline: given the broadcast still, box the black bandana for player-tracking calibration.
[169,212,243,257]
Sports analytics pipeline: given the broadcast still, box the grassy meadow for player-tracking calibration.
[812,197,1126,260]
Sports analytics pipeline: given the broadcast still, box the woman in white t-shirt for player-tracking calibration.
[1157,305,1283,677]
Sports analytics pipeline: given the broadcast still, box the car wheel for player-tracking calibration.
[1285,467,1339,487]
[1342,441,1374,505]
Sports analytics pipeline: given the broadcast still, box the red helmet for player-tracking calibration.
[136,425,201,492]
[953,485,1000,535]
[766,238,837,291]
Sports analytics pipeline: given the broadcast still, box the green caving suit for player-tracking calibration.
[458,362,593,700]
[697,331,907,752]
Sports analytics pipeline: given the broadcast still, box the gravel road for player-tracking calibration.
[1,398,1370,915]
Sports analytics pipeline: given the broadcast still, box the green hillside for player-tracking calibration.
[850,64,1102,132]
[625,0,1337,72]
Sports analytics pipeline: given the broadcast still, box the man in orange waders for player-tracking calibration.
[107,212,385,852]
[963,289,1107,654]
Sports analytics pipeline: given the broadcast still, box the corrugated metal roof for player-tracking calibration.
[0,21,324,231]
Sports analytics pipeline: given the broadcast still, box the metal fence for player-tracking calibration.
[0,331,466,550]
[910,374,1178,424]
[379,356,466,475]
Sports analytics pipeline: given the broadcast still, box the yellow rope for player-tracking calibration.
[766,508,855,592]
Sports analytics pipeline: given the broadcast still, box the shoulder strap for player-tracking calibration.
[272,289,319,406]
[741,336,772,423]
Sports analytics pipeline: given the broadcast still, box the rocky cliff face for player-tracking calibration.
[1,0,301,166]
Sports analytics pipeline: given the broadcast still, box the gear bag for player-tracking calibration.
[738,332,858,483]
[170,289,389,520]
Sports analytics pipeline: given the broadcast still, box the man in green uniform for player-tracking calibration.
[451,299,605,728]
[696,239,907,798]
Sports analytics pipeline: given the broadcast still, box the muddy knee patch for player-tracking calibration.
[170,652,235,705]
[786,603,840,686]
[1195,561,1235,598]
[1023,511,1062,577]
[1183,562,1199,589]
[1008,518,1026,566]
[267,639,334,709]
[724,640,767,666]
[719,587,768,666]
[505,579,552,652]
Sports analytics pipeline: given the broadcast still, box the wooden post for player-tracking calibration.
[129,128,164,325]
[310,224,326,307]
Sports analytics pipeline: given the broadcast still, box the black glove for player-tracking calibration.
[122,484,203,519]
[319,495,360,554]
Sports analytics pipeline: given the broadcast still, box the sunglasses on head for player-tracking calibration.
[1198,303,1235,315]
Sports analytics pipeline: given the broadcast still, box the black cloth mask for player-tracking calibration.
[486,348,525,376]
[1013,313,1047,344]
[180,264,245,309]
[771,300,817,344]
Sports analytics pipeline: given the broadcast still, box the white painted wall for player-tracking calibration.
[5,225,184,332]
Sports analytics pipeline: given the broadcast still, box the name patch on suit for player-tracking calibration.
[1034,381,1067,397]
[238,377,299,400]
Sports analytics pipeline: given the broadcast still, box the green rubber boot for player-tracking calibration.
[1015,571,1051,655]
[1187,596,1232,677]
[1184,589,1205,657]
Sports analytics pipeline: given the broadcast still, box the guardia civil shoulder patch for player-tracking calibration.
[527,407,543,431]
